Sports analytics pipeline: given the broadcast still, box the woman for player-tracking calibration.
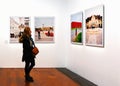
[20,26,35,82]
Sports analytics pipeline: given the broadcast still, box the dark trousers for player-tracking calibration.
[25,59,35,76]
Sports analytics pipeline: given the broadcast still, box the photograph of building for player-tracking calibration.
[10,17,30,43]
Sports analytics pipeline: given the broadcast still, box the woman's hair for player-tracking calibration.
[19,26,31,43]
[23,26,31,37]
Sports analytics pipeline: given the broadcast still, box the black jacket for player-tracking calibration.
[22,36,35,62]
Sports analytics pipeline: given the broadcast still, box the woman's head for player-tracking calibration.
[23,26,31,37]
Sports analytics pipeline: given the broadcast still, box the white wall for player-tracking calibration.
[0,0,67,68]
[65,0,120,86]
[0,0,120,86]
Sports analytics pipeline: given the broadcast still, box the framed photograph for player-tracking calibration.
[34,17,54,43]
[85,5,104,47]
[71,12,83,44]
[10,17,30,43]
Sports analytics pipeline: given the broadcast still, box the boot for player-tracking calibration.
[25,75,34,82]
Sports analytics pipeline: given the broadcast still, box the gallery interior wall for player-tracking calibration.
[0,0,120,86]
[65,0,120,86]
[0,0,68,67]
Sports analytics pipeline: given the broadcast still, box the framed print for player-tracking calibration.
[10,17,30,43]
[34,17,54,43]
[85,5,104,47]
[71,12,83,44]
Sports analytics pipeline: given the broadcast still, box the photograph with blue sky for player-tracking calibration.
[71,12,83,44]
[34,17,54,43]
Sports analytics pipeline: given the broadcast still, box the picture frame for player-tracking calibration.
[71,12,83,45]
[10,16,30,43]
[34,17,55,43]
[85,5,104,47]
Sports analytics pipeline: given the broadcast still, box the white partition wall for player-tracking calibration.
[0,0,120,86]
[65,0,120,86]
[0,0,67,68]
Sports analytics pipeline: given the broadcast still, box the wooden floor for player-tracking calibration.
[0,68,80,86]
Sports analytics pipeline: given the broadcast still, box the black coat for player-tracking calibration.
[22,36,35,62]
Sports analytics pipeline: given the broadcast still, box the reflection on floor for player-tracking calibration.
[0,68,80,86]
[0,68,97,86]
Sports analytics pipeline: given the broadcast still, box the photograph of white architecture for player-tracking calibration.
[10,17,30,43]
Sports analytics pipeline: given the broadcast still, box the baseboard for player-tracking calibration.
[56,68,98,86]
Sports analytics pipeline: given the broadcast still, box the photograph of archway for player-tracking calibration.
[71,12,83,44]
[10,17,30,43]
[34,17,54,43]
[85,5,104,47]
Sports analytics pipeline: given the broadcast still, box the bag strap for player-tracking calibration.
[30,37,36,47]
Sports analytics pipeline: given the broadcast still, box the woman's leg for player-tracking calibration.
[25,60,34,82]
[25,59,35,76]
[28,59,35,76]
[25,60,30,77]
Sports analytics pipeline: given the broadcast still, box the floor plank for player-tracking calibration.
[0,68,80,86]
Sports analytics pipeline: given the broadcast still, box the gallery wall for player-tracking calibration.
[65,0,120,86]
[0,0,68,67]
[0,0,120,86]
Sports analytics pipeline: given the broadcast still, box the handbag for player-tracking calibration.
[32,46,39,55]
